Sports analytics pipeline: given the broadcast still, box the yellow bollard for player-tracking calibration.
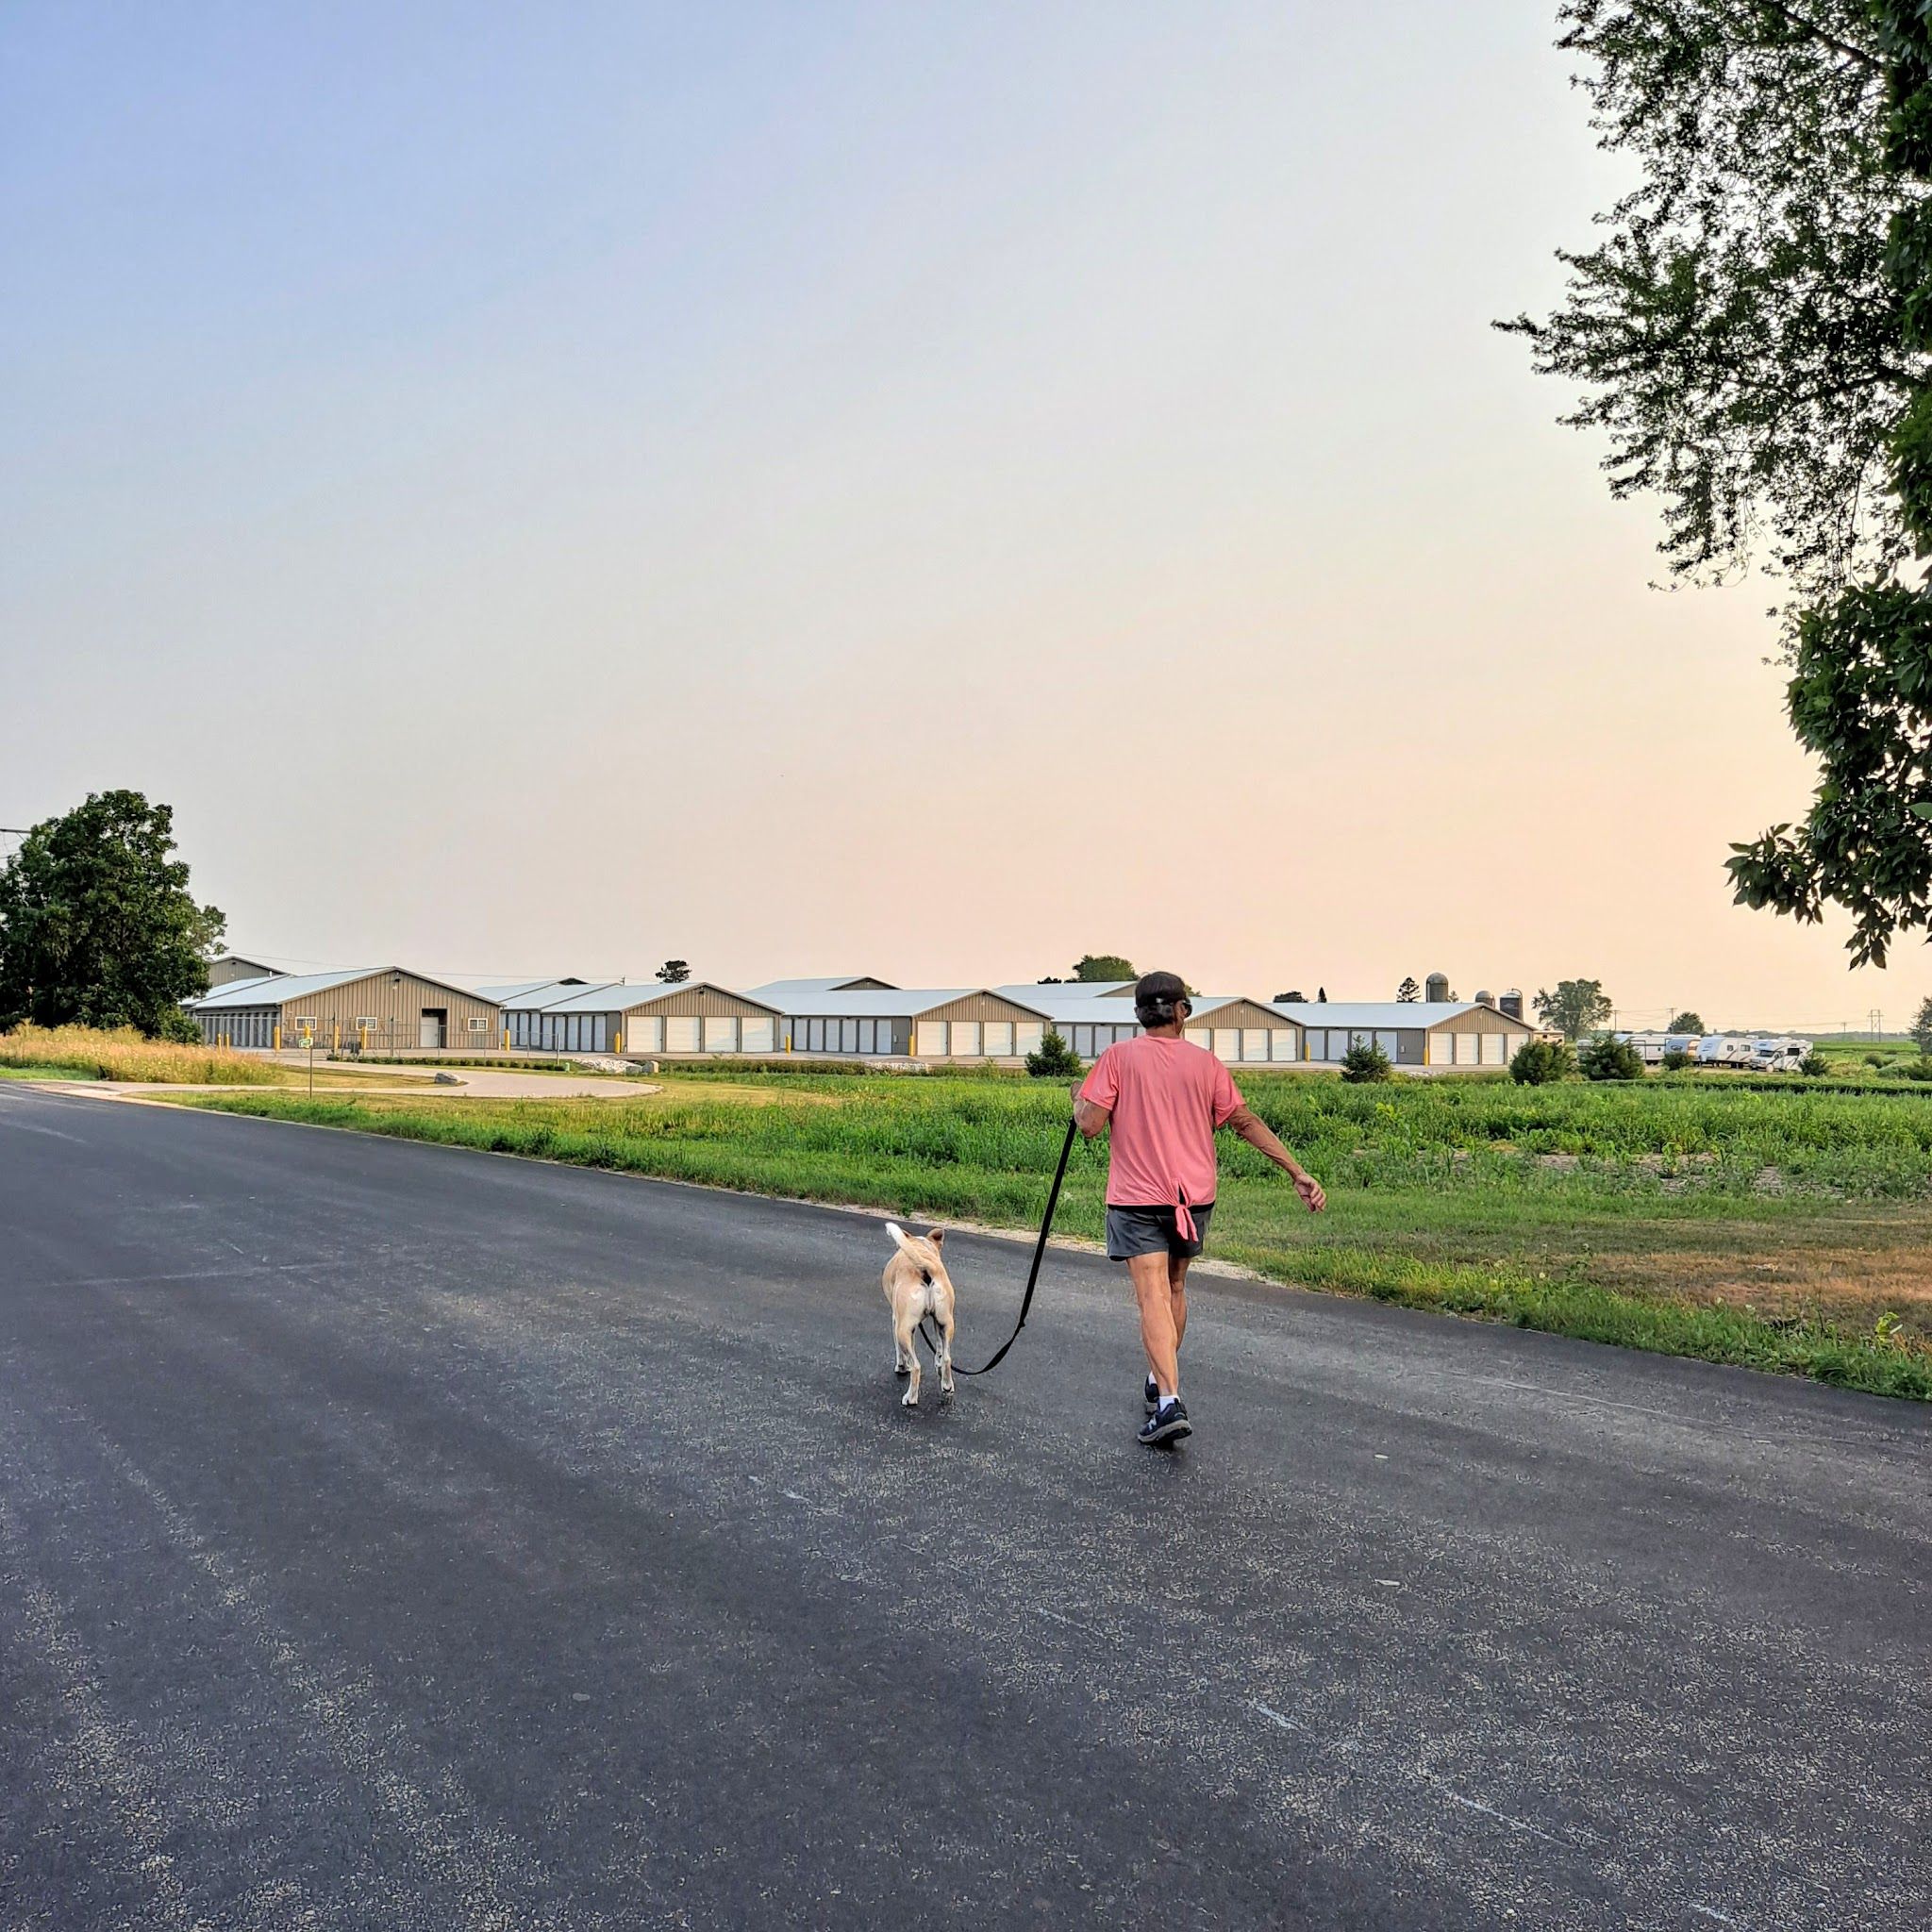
[273,1024,281,1052]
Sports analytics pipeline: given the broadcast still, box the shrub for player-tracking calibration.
[1799,1052,1829,1077]
[1024,1028,1082,1079]
[1579,1033,1647,1081]
[1660,1048,1694,1072]
[1509,1038,1575,1085]
[1340,1039,1393,1083]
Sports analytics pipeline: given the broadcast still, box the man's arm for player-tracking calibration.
[1224,1103,1325,1212]
[1071,1084,1109,1139]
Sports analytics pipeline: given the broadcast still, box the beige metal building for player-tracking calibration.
[190,968,501,1052]
[760,987,1052,1061]
[1273,999,1535,1069]
[994,986,1302,1064]
[533,981,785,1057]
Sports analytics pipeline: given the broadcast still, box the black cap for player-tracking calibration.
[1134,971,1190,1024]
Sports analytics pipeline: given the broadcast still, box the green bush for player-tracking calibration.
[1509,1038,1575,1085]
[1799,1051,1829,1077]
[1660,1048,1694,1072]
[1340,1039,1393,1083]
[1024,1028,1082,1079]
[1579,1033,1646,1081]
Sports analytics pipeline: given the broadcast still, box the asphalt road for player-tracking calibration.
[0,1083,1925,1931]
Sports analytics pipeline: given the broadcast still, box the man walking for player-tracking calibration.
[1073,971,1325,1444]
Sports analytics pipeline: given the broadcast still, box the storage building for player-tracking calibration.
[773,988,1051,1061]
[207,955,282,989]
[190,968,501,1052]
[744,975,897,1006]
[1274,1000,1534,1069]
[529,981,785,1058]
[993,986,1302,1064]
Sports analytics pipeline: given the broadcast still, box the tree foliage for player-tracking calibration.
[1912,991,1932,1052]
[1339,1038,1393,1083]
[1396,975,1421,1002]
[1579,1031,1648,1080]
[1072,954,1135,982]
[1510,3,1932,963]
[656,958,691,984]
[1510,1038,1577,1084]
[1668,1009,1707,1033]
[1534,977,1614,1038]
[0,791,223,1037]
[1024,1027,1082,1078]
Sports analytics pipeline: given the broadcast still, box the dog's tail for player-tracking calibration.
[885,1220,911,1252]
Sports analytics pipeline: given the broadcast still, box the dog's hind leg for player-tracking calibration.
[936,1305,956,1400]
[894,1306,922,1407]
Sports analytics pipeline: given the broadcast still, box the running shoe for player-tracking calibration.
[1139,1397,1192,1447]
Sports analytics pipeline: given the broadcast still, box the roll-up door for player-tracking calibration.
[1375,1030,1398,1058]
[1481,1031,1506,1065]
[804,1018,822,1052]
[741,1018,774,1054]
[704,1017,737,1053]
[1212,1028,1240,1060]
[839,1018,858,1053]
[1016,1024,1043,1058]
[916,1021,947,1057]
[627,1015,663,1054]
[1241,1029,1269,1061]
[666,1016,701,1054]
[1186,1029,1210,1050]
[984,1022,1013,1057]
[1271,1028,1297,1060]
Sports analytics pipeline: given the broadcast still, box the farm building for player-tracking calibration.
[744,975,897,1006]
[206,955,282,989]
[483,980,597,1048]
[190,968,501,1052]
[767,988,1052,1061]
[994,986,1302,1065]
[529,981,786,1057]
[1273,999,1534,1069]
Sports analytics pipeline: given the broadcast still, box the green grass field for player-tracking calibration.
[184,1068,1932,1400]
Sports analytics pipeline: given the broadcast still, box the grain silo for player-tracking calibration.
[1424,972,1451,1003]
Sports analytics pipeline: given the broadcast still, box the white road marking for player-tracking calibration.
[1690,1907,1743,1927]
[1433,1787,1568,1847]
[1250,1702,1299,1732]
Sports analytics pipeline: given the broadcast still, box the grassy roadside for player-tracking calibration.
[181,1075,1932,1401]
[0,1024,282,1085]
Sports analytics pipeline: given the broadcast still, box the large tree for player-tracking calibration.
[1535,977,1615,1040]
[1507,4,1932,965]
[0,791,223,1038]
[1071,954,1135,982]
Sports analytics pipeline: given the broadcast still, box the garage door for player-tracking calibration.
[1186,1029,1210,1050]
[1016,1024,1043,1058]
[1481,1031,1506,1065]
[1212,1028,1240,1060]
[951,1022,982,1058]
[627,1015,662,1053]
[916,1022,947,1057]
[704,1017,738,1053]
[1241,1028,1270,1061]
[741,1018,774,1054]
[984,1022,1013,1057]
[666,1017,701,1054]
[1271,1028,1298,1061]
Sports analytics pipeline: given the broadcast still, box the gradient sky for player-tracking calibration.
[0,3,1910,1029]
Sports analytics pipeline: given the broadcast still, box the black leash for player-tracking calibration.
[919,1114,1079,1376]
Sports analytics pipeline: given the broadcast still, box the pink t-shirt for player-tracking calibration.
[1077,1033,1243,1209]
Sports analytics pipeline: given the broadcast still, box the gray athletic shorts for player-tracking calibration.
[1105,1202,1214,1261]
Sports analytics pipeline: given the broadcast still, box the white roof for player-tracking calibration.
[192,967,381,1010]
[541,979,782,1017]
[192,966,496,1011]
[468,976,591,1003]
[1270,1000,1529,1030]
[743,976,897,1003]
[773,987,1051,1020]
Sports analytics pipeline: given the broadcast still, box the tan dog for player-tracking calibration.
[882,1222,956,1407]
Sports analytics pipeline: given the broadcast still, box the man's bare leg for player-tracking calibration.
[1168,1254,1191,1361]
[1130,1252,1181,1398]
